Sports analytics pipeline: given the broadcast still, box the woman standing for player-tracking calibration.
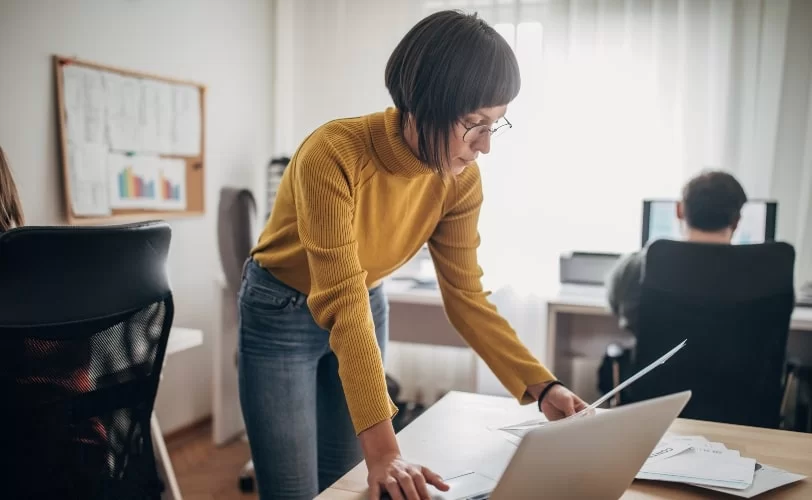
[238,10,587,500]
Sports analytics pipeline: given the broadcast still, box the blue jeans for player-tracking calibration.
[237,259,389,500]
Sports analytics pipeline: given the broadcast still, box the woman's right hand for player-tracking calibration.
[366,453,449,500]
[360,419,449,499]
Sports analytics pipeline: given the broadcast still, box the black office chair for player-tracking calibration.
[620,239,795,429]
[0,221,174,499]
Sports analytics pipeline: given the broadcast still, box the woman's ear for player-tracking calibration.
[675,201,685,221]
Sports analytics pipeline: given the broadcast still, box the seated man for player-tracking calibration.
[607,170,748,335]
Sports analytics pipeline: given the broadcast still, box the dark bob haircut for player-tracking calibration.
[682,170,748,231]
[385,10,521,175]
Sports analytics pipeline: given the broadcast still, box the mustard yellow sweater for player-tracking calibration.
[252,108,555,434]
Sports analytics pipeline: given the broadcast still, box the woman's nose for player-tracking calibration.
[475,133,492,154]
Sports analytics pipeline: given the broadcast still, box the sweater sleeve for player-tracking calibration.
[427,167,555,404]
[292,133,397,435]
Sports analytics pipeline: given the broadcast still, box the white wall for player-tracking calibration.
[273,0,424,156]
[0,0,274,434]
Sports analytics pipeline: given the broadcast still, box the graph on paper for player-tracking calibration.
[108,154,186,210]
[118,165,155,200]
[157,159,187,210]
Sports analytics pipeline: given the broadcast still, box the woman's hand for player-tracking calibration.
[360,419,449,500]
[366,453,449,500]
[529,382,589,421]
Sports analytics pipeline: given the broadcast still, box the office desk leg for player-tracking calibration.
[546,305,558,372]
[151,412,183,500]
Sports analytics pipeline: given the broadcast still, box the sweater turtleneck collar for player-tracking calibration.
[369,107,436,178]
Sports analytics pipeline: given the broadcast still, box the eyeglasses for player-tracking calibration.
[461,116,512,143]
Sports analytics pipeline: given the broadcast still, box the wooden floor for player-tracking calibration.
[166,420,258,500]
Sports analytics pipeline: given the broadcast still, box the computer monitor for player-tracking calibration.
[641,199,777,247]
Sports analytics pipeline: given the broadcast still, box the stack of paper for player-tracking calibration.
[637,434,806,497]
[638,435,756,489]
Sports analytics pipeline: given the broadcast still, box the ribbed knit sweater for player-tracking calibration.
[252,107,555,434]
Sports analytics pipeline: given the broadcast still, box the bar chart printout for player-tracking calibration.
[157,158,187,210]
[107,154,186,210]
[108,153,158,209]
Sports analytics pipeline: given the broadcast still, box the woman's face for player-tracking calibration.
[447,104,508,176]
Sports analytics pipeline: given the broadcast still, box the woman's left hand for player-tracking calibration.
[535,383,589,421]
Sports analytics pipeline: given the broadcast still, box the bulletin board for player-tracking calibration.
[54,55,206,225]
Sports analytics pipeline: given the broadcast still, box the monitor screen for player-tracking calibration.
[641,200,777,247]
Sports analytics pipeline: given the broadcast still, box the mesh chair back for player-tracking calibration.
[0,221,173,499]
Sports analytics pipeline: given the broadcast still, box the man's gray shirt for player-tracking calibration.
[606,248,647,334]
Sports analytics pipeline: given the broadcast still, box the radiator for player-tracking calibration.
[385,342,476,406]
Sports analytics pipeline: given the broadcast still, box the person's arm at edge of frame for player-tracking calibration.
[426,166,588,419]
[292,133,449,500]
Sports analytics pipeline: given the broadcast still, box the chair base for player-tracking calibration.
[782,362,812,433]
[238,460,255,493]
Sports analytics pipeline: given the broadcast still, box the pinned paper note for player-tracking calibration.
[107,153,159,209]
[140,80,174,154]
[154,158,187,210]
[172,84,201,156]
[62,65,106,145]
[105,73,143,152]
[68,142,110,216]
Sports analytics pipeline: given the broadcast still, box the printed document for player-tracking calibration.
[497,339,687,438]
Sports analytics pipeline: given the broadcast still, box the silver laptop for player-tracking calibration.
[432,391,692,500]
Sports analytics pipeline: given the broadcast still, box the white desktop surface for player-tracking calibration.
[167,326,204,355]
[384,280,812,333]
[549,284,812,332]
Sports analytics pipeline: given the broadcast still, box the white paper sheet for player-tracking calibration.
[68,143,110,216]
[637,447,756,490]
[498,340,687,436]
[644,439,693,465]
[105,73,142,152]
[154,158,187,210]
[62,65,106,145]
[172,84,201,156]
[140,80,174,154]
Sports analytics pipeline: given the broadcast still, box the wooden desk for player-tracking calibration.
[384,280,464,347]
[318,391,812,499]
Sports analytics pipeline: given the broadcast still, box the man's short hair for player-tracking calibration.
[681,170,748,231]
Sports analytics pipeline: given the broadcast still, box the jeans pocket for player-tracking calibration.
[240,273,300,316]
